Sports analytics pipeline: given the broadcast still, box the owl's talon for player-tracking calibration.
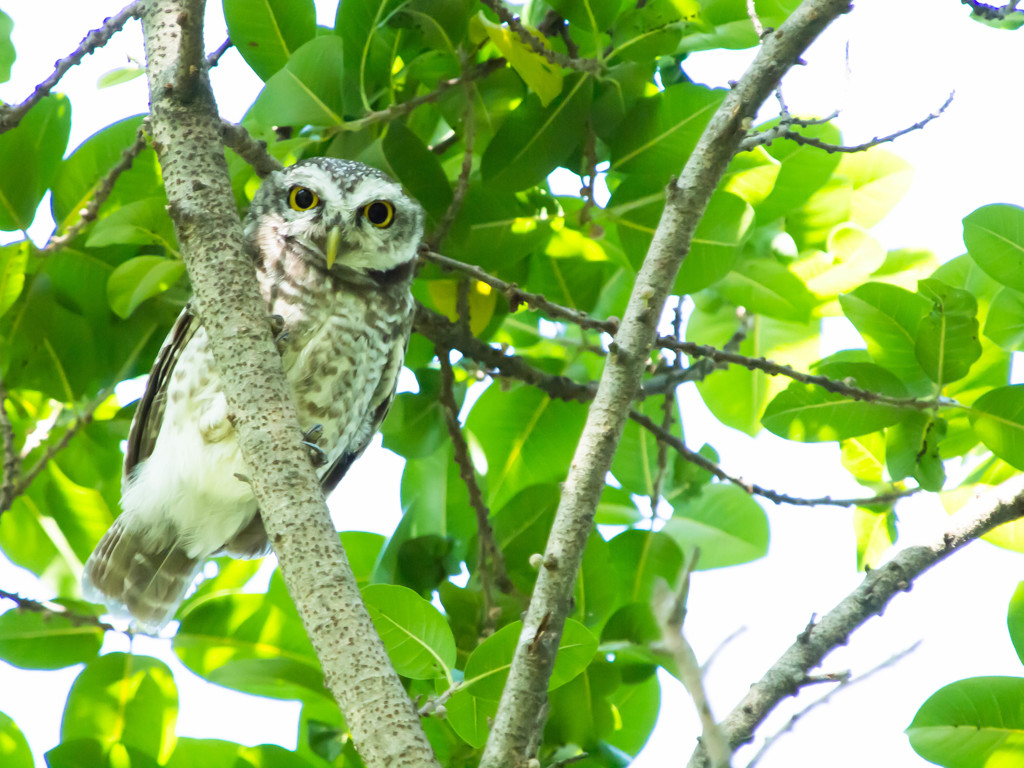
[302,424,327,467]
[269,314,289,352]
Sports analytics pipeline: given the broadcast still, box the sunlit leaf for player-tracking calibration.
[662,484,769,569]
[963,204,1024,292]
[362,583,457,680]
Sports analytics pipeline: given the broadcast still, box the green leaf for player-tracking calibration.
[0,10,14,84]
[853,507,896,571]
[481,73,593,191]
[0,240,29,319]
[470,12,563,106]
[662,484,769,569]
[546,660,617,748]
[106,256,186,319]
[754,121,842,222]
[339,531,385,586]
[841,431,885,483]
[249,35,346,128]
[464,619,598,700]
[676,191,754,295]
[380,385,447,459]
[608,530,683,604]
[986,288,1024,350]
[609,82,725,175]
[335,0,403,112]
[963,204,1024,292]
[907,676,1024,768]
[445,688,496,749]
[887,412,947,491]
[969,7,1024,29]
[490,484,560,594]
[0,712,32,768]
[970,385,1024,471]
[97,66,145,89]
[612,395,681,498]
[720,145,781,207]
[762,358,907,442]
[800,224,887,300]
[717,256,815,322]
[174,589,327,703]
[86,198,179,252]
[0,94,71,231]
[224,0,316,81]
[915,278,983,386]
[361,584,457,680]
[466,384,588,510]
[839,282,931,390]
[606,674,662,756]
[380,122,453,222]
[62,653,178,764]
[0,607,104,669]
[1007,582,1024,667]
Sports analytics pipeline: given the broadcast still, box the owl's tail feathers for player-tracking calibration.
[82,516,201,634]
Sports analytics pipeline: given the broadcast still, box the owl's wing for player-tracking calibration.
[124,305,200,476]
[319,332,408,495]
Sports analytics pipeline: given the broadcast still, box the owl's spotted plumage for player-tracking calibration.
[82,158,424,632]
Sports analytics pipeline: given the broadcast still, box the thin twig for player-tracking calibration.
[628,409,919,509]
[206,37,232,68]
[437,350,512,623]
[659,337,946,412]
[745,642,921,768]
[427,52,477,249]
[961,0,1023,20]
[0,372,16,517]
[0,2,141,134]
[478,0,602,75]
[220,120,285,177]
[419,250,619,334]
[0,588,117,633]
[657,551,731,768]
[43,125,150,254]
[740,93,954,153]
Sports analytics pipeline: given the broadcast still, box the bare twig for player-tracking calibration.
[657,551,731,768]
[658,337,945,412]
[206,37,232,68]
[43,125,150,254]
[745,642,921,768]
[740,93,954,153]
[0,372,16,516]
[478,0,602,76]
[220,120,284,178]
[427,52,477,249]
[437,350,511,628]
[687,482,1024,768]
[0,2,141,134]
[0,588,117,633]
[419,250,619,334]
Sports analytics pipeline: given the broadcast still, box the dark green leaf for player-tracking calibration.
[335,0,403,111]
[106,256,186,319]
[224,0,316,81]
[0,94,71,231]
[361,583,457,680]
[445,688,496,749]
[662,484,769,569]
[481,73,593,191]
[907,676,1024,768]
[716,256,815,322]
[491,484,560,594]
[608,530,683,604]
[249,35,346,128]
[0,607,103,669]
[62,653,178,764]
[380,122,453,221]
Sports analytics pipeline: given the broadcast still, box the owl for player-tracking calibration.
[82,157,424,633]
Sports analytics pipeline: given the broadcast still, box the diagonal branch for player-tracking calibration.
[687,481,1024,767]
[137,2,439,767]
[0,2,141,134]
[479,2,855,765]
[0,588,117,633]
[0,372,15,516]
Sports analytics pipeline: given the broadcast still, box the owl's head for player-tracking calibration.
[245,157,424,275]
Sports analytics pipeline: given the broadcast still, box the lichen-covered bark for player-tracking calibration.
[138,2,438,766]
[478,1,854,766]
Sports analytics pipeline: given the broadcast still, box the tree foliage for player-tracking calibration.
[0,1,1023,767]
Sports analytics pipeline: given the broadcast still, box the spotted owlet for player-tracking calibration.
[82,157,424,633]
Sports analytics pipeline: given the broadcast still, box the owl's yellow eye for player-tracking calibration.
[288,186,319,211]
[362,200,395,228]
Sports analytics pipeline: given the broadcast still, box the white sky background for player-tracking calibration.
[0,1,1022,767]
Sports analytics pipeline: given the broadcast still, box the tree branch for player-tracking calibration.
[687,481,1024,767]
[479,2,854,764]
[0,2,141,134]
[219,120,284,178]
[0,588,117,633]
[478,0,603,76]
[137,2,438,767]
[0,372,15,516]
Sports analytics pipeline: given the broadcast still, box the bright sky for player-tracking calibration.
[0,2,1023,768]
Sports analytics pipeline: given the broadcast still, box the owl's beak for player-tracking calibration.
[325,226,342,269]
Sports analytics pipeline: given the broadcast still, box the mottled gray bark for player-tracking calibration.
[478,1,854,766]
[138,2,438,766]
